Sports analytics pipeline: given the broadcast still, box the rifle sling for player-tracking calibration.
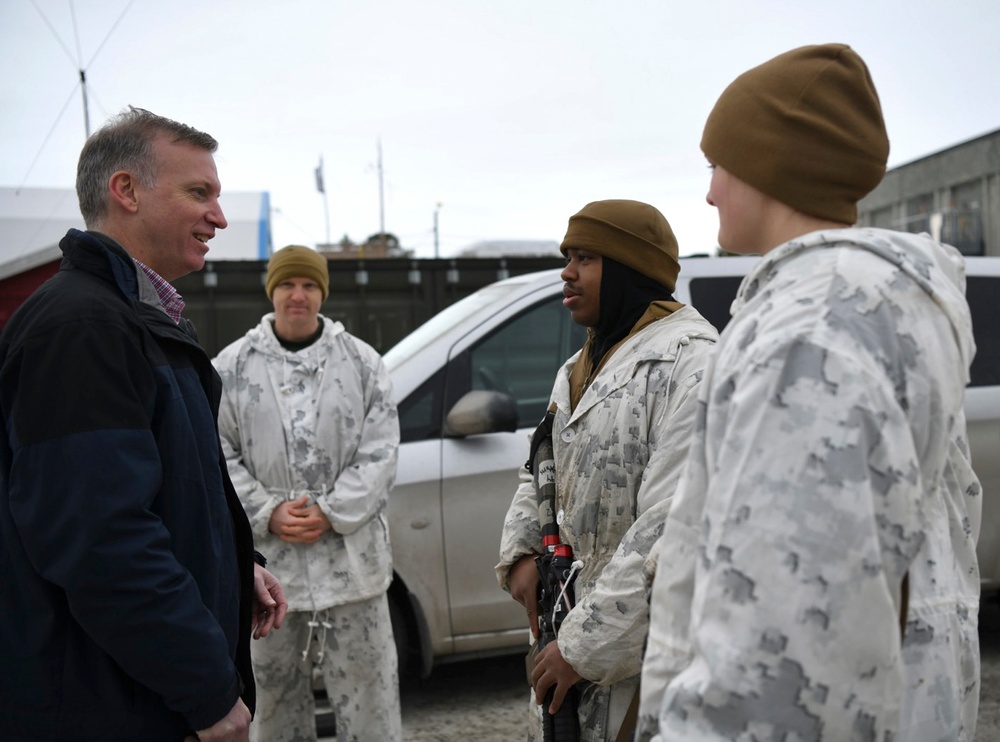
[615,685,640,742]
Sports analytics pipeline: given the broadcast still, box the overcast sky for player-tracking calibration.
[3,0,999,259]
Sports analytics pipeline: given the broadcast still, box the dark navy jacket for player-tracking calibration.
[0,229,256,740]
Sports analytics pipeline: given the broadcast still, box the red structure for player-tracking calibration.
[0,258,60,330]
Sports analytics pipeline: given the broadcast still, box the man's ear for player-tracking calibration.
[107,170,140,214]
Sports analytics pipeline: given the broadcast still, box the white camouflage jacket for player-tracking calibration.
[497,305,718,740]
[213,314,399,612]
[639,228,982,741]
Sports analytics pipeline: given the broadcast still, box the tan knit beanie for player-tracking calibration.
[265,245,330,300]
[701,43,890,224]
[559,200,680,291]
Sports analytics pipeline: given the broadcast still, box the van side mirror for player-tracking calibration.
[443,390,519,437]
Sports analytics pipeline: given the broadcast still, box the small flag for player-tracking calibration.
[315,156,325,194]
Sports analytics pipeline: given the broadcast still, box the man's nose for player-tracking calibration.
[209,199,228,229]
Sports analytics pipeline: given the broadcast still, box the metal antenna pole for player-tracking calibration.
[79,69,90,137]
[69,1,90,137]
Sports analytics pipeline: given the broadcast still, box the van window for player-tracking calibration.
[384,284,514,370]
[398,296,586,443]
[689,273,999,389]
[688,276,743,333]
[397,368,446,443]
[967,276,1000,387]
[468,296,586,427]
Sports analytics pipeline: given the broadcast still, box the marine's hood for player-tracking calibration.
[731,227,976,381]
[244,312,345,361]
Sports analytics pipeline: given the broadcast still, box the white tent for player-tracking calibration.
[0,187,273,280]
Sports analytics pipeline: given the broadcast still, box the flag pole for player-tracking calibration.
[315,155,330,246]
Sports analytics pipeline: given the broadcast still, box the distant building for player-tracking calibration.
[458,239,560,258]
[317,232,408,259]
[858,128,1000,256]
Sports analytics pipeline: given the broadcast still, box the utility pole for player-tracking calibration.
[377,138,386,252]
[434,201,443,258]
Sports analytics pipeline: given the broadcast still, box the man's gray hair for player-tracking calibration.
[76,106,218,228]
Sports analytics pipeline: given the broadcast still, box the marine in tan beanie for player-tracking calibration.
[559,199,680,291]
[265,244,330,300]
[638,42,980,742]
[503,197,719,742]
[701,43,889,226]
[558,198,690,408]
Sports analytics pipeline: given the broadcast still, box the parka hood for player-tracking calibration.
[243,312,346,359]
[732,227,976,382]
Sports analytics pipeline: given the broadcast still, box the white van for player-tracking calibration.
[381,255,1000,676]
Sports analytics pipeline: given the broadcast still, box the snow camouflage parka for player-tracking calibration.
[213,314,398,612]
[638,228,982,741]
[497,305,719,741]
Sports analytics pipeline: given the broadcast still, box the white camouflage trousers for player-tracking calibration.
[249,593,402,742]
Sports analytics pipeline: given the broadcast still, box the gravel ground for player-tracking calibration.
[396,653,528,741]
[317,651,529,741]
[315,599,1000,741]
[976,599,1000,741]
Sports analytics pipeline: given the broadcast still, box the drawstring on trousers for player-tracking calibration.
[301,608,335,662]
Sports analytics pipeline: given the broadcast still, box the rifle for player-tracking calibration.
[528,410,581,742]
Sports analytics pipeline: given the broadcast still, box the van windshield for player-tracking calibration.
[383,285,512,371]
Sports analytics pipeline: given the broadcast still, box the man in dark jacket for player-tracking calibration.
[0,106,287,741]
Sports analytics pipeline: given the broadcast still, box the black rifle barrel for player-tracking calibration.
[530,411,581,741]
[536,547,581,742]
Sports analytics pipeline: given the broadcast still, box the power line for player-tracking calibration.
[28,0,135,140]
[30,0,76,66]
[15,82,82,194]
[83,0,135,69]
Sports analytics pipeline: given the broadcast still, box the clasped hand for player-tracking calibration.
[269,494,332,544]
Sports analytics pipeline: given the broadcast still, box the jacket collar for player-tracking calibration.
[569,300,686,411]
[61,228,169,311]
[558,305,714,424]
[60,228,199,343]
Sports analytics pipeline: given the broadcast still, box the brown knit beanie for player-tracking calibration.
[559,200,680,291]
[701,43,890,224]
[265,245,330,300]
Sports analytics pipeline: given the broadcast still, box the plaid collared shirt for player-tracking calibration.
[133,259,186,324]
